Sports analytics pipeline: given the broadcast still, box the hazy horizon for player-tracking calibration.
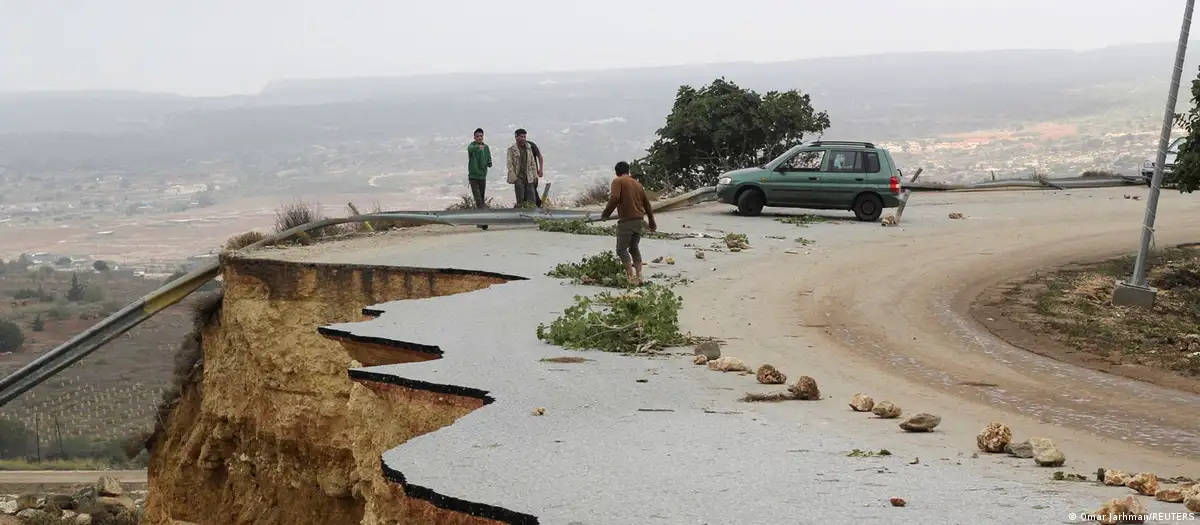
[1,0,1191,96]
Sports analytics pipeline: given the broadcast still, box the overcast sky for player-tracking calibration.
[0,0,1189,96]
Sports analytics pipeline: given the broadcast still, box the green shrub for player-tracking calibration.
[536,284,692,353]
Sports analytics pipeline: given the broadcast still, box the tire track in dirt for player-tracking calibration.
[681,187,1200,473]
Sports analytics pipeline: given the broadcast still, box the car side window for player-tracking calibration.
[864,152,881,173]
[780,150,825,171]
[825,150,863,173]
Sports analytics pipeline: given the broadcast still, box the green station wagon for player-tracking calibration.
[715,141,903,221]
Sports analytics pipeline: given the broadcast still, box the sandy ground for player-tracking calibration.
[0,469,147,493]
[248,185,1200,522]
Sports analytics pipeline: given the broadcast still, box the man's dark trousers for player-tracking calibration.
[469,178,487,208]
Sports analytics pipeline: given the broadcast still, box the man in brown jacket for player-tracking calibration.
[600,161,657,285]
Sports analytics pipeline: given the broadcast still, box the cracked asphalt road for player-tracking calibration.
[260,185,1200,523]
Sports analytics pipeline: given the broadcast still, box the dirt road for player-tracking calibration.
[678,186,1200,475]
[0,469,146,485]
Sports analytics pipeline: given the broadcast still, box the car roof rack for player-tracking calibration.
[808,140,875,148]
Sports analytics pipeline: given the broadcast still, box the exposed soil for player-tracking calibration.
[974,245,1200,393]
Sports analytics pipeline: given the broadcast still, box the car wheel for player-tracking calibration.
[736,189,765,216]
[852,193,884,222]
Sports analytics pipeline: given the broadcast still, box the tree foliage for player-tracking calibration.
[1170,67,1200,193]
[535,284,692,353]
[66,272,85,302]
[0,319,24,353]
[632,78,831,191]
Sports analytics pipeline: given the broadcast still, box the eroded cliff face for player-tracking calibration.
[146,256,516,525]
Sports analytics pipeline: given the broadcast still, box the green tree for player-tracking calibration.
[82,283,107,303]
[66,272,85,302]
[1169,67,1200,193]
[0,319,24,353]
[36,265,55,282]
[92,260,110,272]
[31,314,44,332]
[631,78,831,191]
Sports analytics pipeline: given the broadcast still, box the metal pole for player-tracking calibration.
[1129,0,1194,287]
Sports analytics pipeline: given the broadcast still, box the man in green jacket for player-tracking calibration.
[467,128,493,209]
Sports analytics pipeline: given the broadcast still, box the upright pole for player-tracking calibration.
[1117,0,1194,304]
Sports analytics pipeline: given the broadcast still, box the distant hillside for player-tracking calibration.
[0,42,1196,171]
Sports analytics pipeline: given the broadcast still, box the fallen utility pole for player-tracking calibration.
[1113,0,1194,309]
[892,168,923,223]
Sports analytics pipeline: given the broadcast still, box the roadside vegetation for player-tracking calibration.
[573,180,611,207]
[1167,66,1200,193]
[535,219,684,240]
[536,283,694,354]
[631,78,831,192]
[1005,245,1200,377]
[775,214,829,226]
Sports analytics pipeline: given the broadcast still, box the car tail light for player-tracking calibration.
[889,176,900,194]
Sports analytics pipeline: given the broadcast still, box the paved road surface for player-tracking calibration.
[256,185,1200,523]
[0,470,146,484]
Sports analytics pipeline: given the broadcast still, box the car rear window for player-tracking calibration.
[864,152,881,173]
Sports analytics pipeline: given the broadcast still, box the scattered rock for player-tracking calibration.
[976,422,1012,453]
[872,400,902,419]
[96,495,136,513]
[1052,471,1088,481]
[889,497,906,507]
[849,393,875,412]
[532,407,546,416]
[694,341,721,360]
[693,355,708,365]
[1004,440,1034,459]
[1186,492,1200,513]
[75,515,94,525]
[665,257,675,265]
[1028,437,1056,456]
[1104,469,1133,486]
[695,250,705,259]
[15,494,37,511]
[881,215,898,226]
[1155,487,1186,503]
[0,501,14,514]
[755,364,787,384]
[651,256,664,263]
[16,509,46,520]
[1126,472,1159,496]
[948,212,965,219]
[1091,495,1147,525]
[707,356,748,372]
[1034,448,1066,467]
[899,413,941,432]
[95,475,124,497]
[788,376,821,400]
[47,494,74,510]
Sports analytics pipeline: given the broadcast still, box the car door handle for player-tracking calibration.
[808,177,819,180]
[855,177,864,181]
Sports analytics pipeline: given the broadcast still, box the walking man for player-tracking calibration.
[507,128,542,207]
[467,128,492,208]
[600,161,657,285]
